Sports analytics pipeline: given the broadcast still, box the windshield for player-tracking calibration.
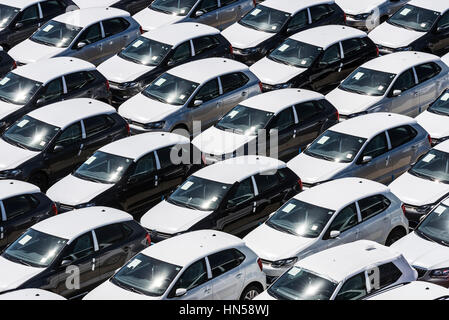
[268,39,322,68]
[268,267,338,300]
[417,204,449,246]
[239,5,291,33]
[31,20,82,48]
[74,151,133,184]
[3,229,68,268]
[3,116,60,152]
[305,130,366,163]
[266,199,335,238]
[119,37,172,66]
[0,4,19,29]
[339,67,396,96]
[388,5,440,32]
[112,254,182,297]
[143,73,199,106]
[168,176,231,211]
[150,0,197,16]
[216,105,274,135]
[428,90,449,116]
[0,72,42,105]
[409,150,449,184]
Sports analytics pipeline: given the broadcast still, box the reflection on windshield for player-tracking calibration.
[388,5,439,32]
[143,73,198,106]
[0,4,19,29]
[409,150,449,184]
[216,105,274,135]
[428,90,449,116]
[239,5,290,33]
[0,72,42,105]
[269,39,322,68]
[31,20,82,48]
[339,67,396,96]
[119,37,172,66]
[417,204,449,246]
[150,0,197,16]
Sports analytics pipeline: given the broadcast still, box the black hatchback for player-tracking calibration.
[0,50,15,78]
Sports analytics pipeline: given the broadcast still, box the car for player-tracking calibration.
[47,132,201,217]
[0,49,16,78]
[133,0,255,32]
[0,206,150,298]
[0,179,57,250]
[244,178,409,283]
[8,7,142,66]
[98,22,234,106]
[326,52,449,120]
[392,200,449,288]
[0,57,111,133]
[222,0,346,65]
[140,155,302,243]
[83,230,266,300]
[443,51,449,65]
[192,89,339,163]
[367,281,449,300]
[118,57,262,135]
[73,0,153,15]
[0,0,78,51]
[0,98,129,191]
[287,113,431,188]
[369,0,449,56]
[0,289,66,300]
[336,0,409,32]
[250,25,378,93]
[254,240,417,300]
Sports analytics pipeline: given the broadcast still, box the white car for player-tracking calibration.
[244,178,408,281]
[0,289,66,300]
[367,281,449,300]
[255,240,417,300]
[326,51,449,120]
[83,230,266,300]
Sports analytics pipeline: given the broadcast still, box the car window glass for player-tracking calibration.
[197,0,219,13]
[415,63,441,84]
[387,125,417,149]
[287,9,308,30]
[95,223,126,250]
[220,73,249,95]
[103,18,130,38]
[361,133,388,159]
[56,122,82,146]
[17,5,39,24]
[133,152,157,176]
[3,195,35,220]
[84,115,114,138]
[310,4,334,23]
[169,41,191,64]
[63,232,94,261]
[358,195,391,221]
[375,263,402,290]
[342,38,365,58]
[295,101,322,122]
[41,0,66,18]
[254,173,279,194]
[195,78,220,102]
[208,249,244,278]
[65,71,95,91]
[220,0,238,6]
[193,36,220,55]
[173,259,208,292]
[437,11,449,29]
[335,273,367,300]
[321,43,341,64]
[227,178,255,207]
[391,69,415,92]
[270,108,295,131]
[156,146,177,170]
[329,203,358,233]
[77,23,103,45]
[41,78,63,101]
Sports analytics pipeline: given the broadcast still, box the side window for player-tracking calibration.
[342,38,365,59]
[17,5,40,25]
[320,43,341,65]
[310,4,334,23]
[358,195,391,221]
[387,125,417,149]
[194,79,220,103]
[391,69,416,93]
[41,78,64,101]
[133,152,157,176]
[65,71,95,91]
[172,259,208,292]
[83,115,114,138]
[169,41,192,65]
[156,146,176,170]
[55,122,82,146]
[193,36,220,55]
[415,63,442,84]
[227,178,255,207]
[76,23,103,46]
[335,273,367,300]
[328,203,358,234]
[269,108,295,131]
[254,173,280,194]
[40,0,67,18]
[102,18,130,38]
[376,263,402,290]
[196,0,219,14]
[3,195,37,220]
[295,101,323,123]
[361,133,388,160]
[63,232,95,262]
[208,249,245,278]
[220,0,238,6]
[437,11,449,30]
[95,223,126,250]
[286,9,308,31]
[220,72,249,95]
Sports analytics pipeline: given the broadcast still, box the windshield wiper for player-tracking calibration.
[416,229,437,243]
[150,6,174,14]
[305,151,335,162]
[409,170,436,182]
[428,109,449,116]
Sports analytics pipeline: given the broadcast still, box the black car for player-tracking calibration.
[0,180,57,250]
[0,0,77,51]
[0,50,16,78]
[0,99,129,191]
[222,0,346,65]
[104,0,154,15]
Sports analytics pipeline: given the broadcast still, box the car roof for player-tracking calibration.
[240,89,325,114]
[193,155,286,184]
[0,289,66,300]
[168,58,249,84]
[28,98,116,129]
[409,0,449,13]
[0,180,41,200]
[0,0,43,9]
[140,230,245,266]
[363,51,441,75]
[297,240,402,283]
[72,0,119,8]
[142,22,220,47]
[262,0,335,14]
[295,178,390,211]
[54,7,130,28]
[12,57,95,84]
[291,25,366,49]
[368,282,449,300]
[99,132,190,160]
[434,140,449,153]
[331,113,417,139]
[32,206,133,240]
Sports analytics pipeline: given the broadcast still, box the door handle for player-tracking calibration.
[91,258,96,271]
[204,288,211,294]
[236,273,242,279]
[242,91,248,97]
[123,246,130,253]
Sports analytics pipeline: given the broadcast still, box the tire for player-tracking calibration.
[385,228,406,246]
[240,283,263,301]
[28,172,49,192]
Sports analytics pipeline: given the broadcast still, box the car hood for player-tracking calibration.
[9,39,65,64]
[0,100,24,120]
[222,23,274,49]
[118,93,180,123]
[140,201,213,234]
[253,290,276,300]
[244,223,316,261]
[335,0,387,14]
[250,57,307,85]
[326,88,383,116]
[416,111,449,139]
[46,174,114,206]
[83,279,160,300]
[133,8,184,31]
[368,22,425,48]
[0,138,38,170]
[392,232,449,270]
[98,55,155,83]
[0,257,43,293]
[287,153,348,184]
[192,126,256,155]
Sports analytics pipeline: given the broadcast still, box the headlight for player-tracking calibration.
[240,47,260,55]
[75,202,96,209]
[0,169,23,178]
[348,111,368,119]
[143,121,166,130]
[274,83,293,90]
[430,268,449,279]
[355,11,374,20]
[271,257,298,268]
[415,205,433,214]
[395,46,413,52]
[119,81,140,89]
[0,121,6,129]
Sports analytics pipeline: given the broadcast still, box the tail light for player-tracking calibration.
[139,26,144,34]
[401,204,406,216]
[252,0,257,7]
[145,233,151,246]
[51,203,58,215]
[376,46,380,57]
[201,153,207,165]
[105,80,110,91]
[229,44,234,55]
[343,12,347,23]
[125,122,130,135]
[297,178,303,191]
[12,61,17,70]
[258,81,263,92]
[335,109,340,122]
[257,258,263,271]
[428,135,432,146]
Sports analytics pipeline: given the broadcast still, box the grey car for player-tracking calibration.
[118,57,262,134]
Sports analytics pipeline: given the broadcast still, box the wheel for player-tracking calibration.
[240,284,263,301]
[28,172,49,192]
[385,228,406,246]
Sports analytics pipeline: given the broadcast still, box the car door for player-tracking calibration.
[192,35,223,61]
[156,145,188,193]
[309,42,343,93]
[80,114,117,159]
[309,3,339,27]
[430,11,449,55]
[35,77,65,108]
[266,107,297,160]
[366,262,403,296]
[40,0,68,22]
[341,38,371,80]
[334,272,368,300]
[253,172,287,221]
[323,203,360,249]
[414,62,443,114]
[188,78,222,130]
[284,9,309,37]
[356,195,391,243]
[219,72,251,117]
[71,23,105,64]
[218,0,240,29]
[63,71,98,99]
[192,0,220,28]
[386,125,419,180]
[388,68,419,116]
[166,40,194,68]
[294,101,327,152]
[101,18,131,59]
[8,4,42,46]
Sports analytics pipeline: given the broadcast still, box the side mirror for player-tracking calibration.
[362,155,373,164]
[60,259,72,267]
[36,98,46,105]
[76,41,87,50]
[167,59,176,66]
[392,89,402,97]
[193,100,203,107]
[195,10,204,18]
[127,176,138,185]
[330,230,341,239]
[419,215,426,222]
[53,144,64,153]
[175,288,187,297]
[436,26,449,34]
[226,203,236,211]
[15,22,23,29]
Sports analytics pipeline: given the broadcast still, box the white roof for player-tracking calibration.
[262,0,334,14]
[295,178,390,211]
[0,0,43,9]
[331,113,416,139]
[409,0,449,13]
[140,230,244,266]
[297,240,402,282]
[99,132,189,160]
[434,139,449,153]
[368,282,449,300]
[28,98,116,129]
[32,206,133,240]
[143,23,219,47]
[72,0,119,9]
[291,25,366,49]
[13,57,95,84]
[194,155,286,184]
[0,180,40,200]
[363,51,441,75]
[169,58,248,84]
[0,289,66,300]
[54,7,130,28]
[241,89,325,114]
